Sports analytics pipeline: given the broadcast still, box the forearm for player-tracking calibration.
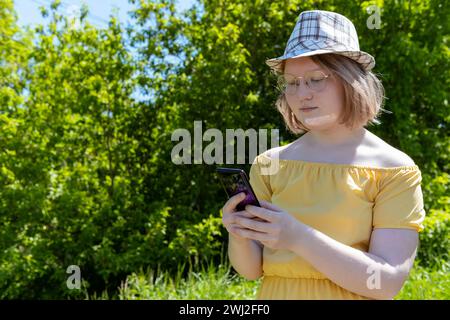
[290,223,403,300]
[228,234,263,280]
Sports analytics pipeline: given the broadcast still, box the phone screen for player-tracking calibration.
[216,168,260,211]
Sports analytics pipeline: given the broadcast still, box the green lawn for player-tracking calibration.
[87,260,449,300]
[116,261,261,300]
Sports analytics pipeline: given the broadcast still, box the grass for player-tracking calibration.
[116,260,262,300]
[86,260,449,300]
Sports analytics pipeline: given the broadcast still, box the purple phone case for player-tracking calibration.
[216,167,260,211]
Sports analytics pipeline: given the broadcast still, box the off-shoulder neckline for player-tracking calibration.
[259,153,420,171]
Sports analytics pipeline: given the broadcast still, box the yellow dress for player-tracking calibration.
[248,153,426,300]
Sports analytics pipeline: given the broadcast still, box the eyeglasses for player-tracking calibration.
[278,70,330,95]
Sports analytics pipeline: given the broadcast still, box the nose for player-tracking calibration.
[294,81,313,100]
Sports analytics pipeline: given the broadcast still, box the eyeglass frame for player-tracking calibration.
[278,70,331,95]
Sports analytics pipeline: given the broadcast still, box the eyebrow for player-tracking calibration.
[284,69,324,78]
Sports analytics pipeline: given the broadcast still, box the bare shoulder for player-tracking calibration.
[260,144,291,159]
[369,133,416,167]
[380,148,416,167]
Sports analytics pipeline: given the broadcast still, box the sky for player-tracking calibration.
[12,0,198,103]
[13,0,197,29]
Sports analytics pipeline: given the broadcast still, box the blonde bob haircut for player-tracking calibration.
[273,53,388,135]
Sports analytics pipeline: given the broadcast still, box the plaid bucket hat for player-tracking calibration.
[266,10,375,73]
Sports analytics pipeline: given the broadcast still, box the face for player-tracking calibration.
[284,57,345,131]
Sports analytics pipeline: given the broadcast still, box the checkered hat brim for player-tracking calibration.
[266,10,375,73]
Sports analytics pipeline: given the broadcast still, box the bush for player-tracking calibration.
[418,209,450,269]
[395,262,450,300]
[1,0,448,299]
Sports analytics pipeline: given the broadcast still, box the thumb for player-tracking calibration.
[259,200,283,212]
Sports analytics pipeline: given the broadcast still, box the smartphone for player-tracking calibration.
[216,167,261,211]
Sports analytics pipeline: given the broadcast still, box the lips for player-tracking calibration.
[300,107,318,110]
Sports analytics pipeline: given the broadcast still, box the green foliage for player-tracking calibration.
[418,209,450,269]
[0,0,219,298]
[395,262,450,300]
[116,258,262,300]
[0,0,448,299]
[419,172,450,268]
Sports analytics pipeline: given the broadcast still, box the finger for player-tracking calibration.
[224,209,254,221]
[259,200,283,212]
[236,212,267,223]
[228,224,246,238]
[232,212,267,224]
[222,192,246,213]
[233,226,272,242]
[245,205,275,222]
[235,210,261,219]
[222,210,251,227]
[223,209,265,230]
[235,216,271,233]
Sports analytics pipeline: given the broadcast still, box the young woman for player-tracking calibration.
[221,10,425,300]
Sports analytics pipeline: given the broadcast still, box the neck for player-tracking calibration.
[304,126,366,148]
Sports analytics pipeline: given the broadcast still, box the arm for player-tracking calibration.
[228,234,263,281]
[236,201,419,299]
[289,225,418,300]
[222,192,263,281]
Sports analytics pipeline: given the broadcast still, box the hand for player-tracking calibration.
[232,200,303,251]
[221,192,262,241]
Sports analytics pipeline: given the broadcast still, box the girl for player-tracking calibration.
[221,10,425,300]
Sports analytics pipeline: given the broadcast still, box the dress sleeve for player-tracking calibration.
[372,168,426,232]
[249,154,273,202]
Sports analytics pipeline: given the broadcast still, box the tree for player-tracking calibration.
[1,0,448,298]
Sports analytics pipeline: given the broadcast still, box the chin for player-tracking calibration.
[303,113,338,127]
